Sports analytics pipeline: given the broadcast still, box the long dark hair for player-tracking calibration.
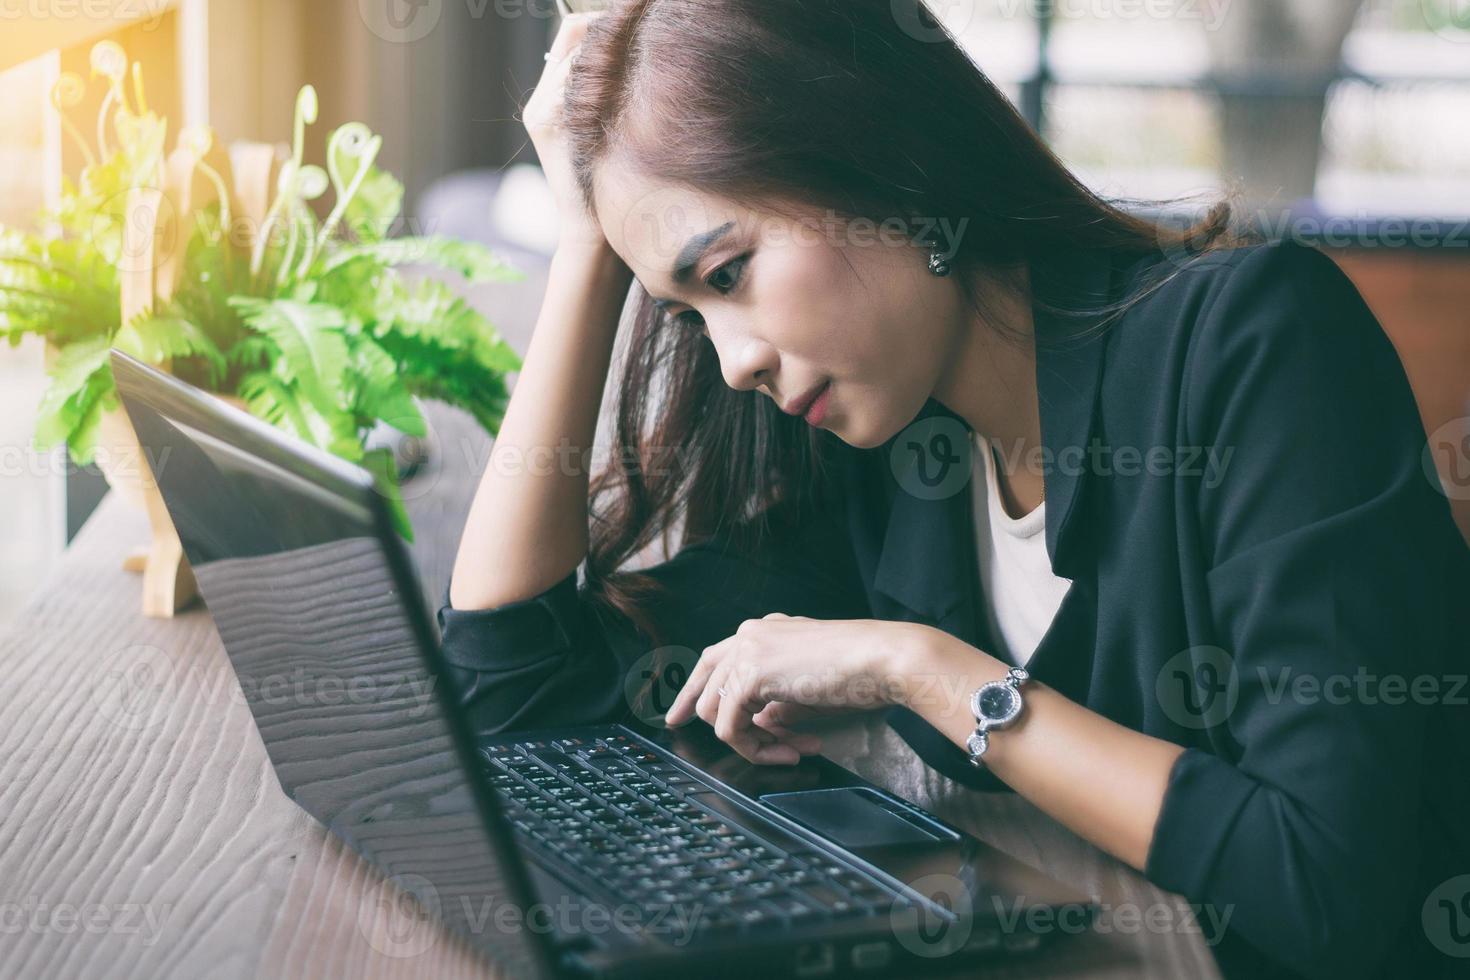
[560,0,1236,646]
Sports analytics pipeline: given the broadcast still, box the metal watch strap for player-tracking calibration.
[966,667,1029,768]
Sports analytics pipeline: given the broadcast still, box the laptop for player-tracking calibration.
[110,349,1098,978]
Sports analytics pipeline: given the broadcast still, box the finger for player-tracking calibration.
[663,641,724,727]
[539,13,594,82]
[552,11,598,52]
[751,724,822,756]
[693,658,733,729]
[726,711,806,765]
[526,40,582,127]
[720,696,795,765]
[751,720,822,755]
[747,741,802,766]
[723,689,822,762]
[665,637,727,726]
[750,703,800,737]
[712,675,758,751]
[702,650,764,730]
[753,700,819,728]
[751,706,824,753]
[539,41,582,82]
[714,671,793,763]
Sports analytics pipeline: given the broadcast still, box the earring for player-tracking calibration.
[927,246,951,278]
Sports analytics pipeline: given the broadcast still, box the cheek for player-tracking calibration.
[754,246,853,363]
[762,242,914,365]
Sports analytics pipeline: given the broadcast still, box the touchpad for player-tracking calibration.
[759,787,950,848]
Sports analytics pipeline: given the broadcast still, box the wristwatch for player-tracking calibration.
[965,666,1029,767]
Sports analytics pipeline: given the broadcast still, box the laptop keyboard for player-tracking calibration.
[481,732,911,937]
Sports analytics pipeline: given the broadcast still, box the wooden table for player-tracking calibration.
[0,402,1222,980]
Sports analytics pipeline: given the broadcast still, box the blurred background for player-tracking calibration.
[1,0,1468,626]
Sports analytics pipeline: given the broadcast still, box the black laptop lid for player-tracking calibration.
[109,349,557,979]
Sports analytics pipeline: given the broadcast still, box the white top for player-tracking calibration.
[969,431,1072,668]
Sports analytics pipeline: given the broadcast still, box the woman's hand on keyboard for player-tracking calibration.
[661,613,949,765]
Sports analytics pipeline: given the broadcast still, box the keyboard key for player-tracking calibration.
[695,909,740,932]
[491,736,911,938]
[798,884,865,917]
[772,895,816,918]
[580,747,619,760]
[736,902,777,928]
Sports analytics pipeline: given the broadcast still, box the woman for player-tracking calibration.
[440,3,1470,978]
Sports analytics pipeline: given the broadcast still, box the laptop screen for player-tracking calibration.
[111,350,556,979]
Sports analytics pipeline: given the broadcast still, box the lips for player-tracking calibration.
[782,380,829,418]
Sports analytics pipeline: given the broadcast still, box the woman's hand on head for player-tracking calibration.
[662,613,946,765]
[523,12,607,250]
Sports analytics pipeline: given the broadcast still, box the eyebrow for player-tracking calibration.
[649,220,736,309]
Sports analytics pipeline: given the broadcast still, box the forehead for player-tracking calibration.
[592,160,756,287]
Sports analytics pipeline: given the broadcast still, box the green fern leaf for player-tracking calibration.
[226,334,276,371]
[228,297,350,416]
[238,370,314,442]
[360,447,414,543]
[116,314,229,386]
[320,236,524,283]
[327,131,405,244]
[347,333,425,437]
[33,335,112,464]
[375,277,523,375]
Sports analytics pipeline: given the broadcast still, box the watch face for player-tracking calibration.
[974,682,1021,724]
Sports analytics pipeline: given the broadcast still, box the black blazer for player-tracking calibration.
[437,239,1470,980]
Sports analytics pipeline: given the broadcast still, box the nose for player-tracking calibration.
[708,321,779,393]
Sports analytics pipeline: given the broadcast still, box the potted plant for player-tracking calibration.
[1,41,526,616]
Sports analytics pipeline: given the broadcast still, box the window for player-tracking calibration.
[931,0,1470,228]
[0,54,65,624]
[0,3,192,623]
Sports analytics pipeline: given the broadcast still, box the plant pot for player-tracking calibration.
[99,396,248,619]
[45,342,245,618]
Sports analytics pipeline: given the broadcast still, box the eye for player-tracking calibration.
[705,253,748,294]
[669,253,749,330]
